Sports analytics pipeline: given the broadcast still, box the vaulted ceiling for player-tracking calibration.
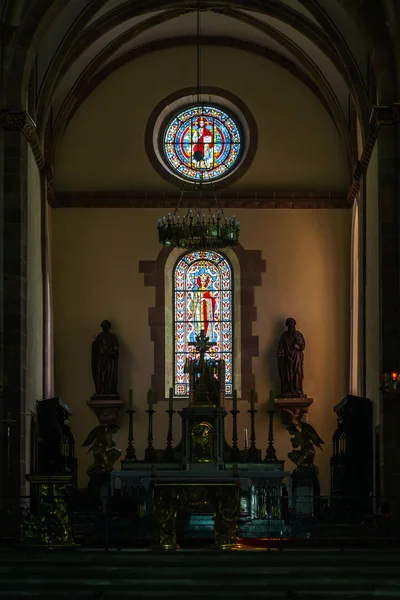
[24,0,375,149]
[3,0,398,158]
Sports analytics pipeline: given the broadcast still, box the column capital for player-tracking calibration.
[0,110,45,170]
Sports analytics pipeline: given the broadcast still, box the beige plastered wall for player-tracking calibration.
[53,46,350,193]
[51,208,350,494]
[26,147,43,480]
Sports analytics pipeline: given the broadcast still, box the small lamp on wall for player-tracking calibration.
[380,372,400,393]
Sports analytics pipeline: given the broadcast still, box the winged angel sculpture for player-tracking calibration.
[287,417,324,473]
[82,424,121,476]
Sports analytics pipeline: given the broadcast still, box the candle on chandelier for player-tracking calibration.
[391,372,398,381]
[128,388,133,411]
[232,389,237,411]
[147,388,153,410]
[250,389,255,411]
[169,387,174,411]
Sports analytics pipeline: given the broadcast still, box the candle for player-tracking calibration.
[147,388,153,410]
[232,389,237,411]
[128,389,133,411]
[250,389,255,411]
[169,387,174,411]
[268,389,274,410]
[244,429,248,449]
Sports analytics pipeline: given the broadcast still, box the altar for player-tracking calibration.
[104,330,291,548]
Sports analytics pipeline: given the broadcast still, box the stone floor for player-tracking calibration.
[1,547,400,598]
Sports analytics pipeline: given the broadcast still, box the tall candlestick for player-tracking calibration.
[250,389,255,411]
[128,388,133,410]
[145,402,157,462]
[247,401,260,462]
[147,388,153,410]
[233,389,237,411]
[169,387,173,411]
[124,403,136,461]
[244,428,248,449]
[229,398,240,462]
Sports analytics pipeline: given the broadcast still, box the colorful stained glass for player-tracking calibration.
[174,251,233,396]
[164,105,241,182]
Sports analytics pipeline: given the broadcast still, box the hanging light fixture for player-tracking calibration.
[157,1,240,250]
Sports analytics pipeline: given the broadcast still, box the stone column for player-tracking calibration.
[1,128,28,498]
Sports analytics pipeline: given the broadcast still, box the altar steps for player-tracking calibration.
[1,549,400,599]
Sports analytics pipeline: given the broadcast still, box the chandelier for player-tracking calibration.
[156,1,240,250]
[158,186,239,249]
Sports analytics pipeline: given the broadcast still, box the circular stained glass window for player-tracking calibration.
[163,105,242,183]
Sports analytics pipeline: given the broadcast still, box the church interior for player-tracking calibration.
[1,0,400,597]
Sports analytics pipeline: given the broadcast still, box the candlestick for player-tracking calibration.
[128,388,133,410]
[124,405,137,461]
[144,406,157,462]
[232,389,237,411]
[229,404,240,462]
[244,428,248,449]
[169,387,174,412]
[163,406,175,462]
[264,398,278,462]
[247,405,260,463]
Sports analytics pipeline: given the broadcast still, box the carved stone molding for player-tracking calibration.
[87,395,124,425]
[52,191,348,209]
[0,110,45,171]
[274,396,314,427]
[346,103,400,206]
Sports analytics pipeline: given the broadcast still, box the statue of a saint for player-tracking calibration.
[91,320,119,396]
[277,318,306,397]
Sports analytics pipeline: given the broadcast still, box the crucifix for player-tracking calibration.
[188,329,217,371]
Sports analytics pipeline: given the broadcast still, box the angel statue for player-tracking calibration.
[82,424,121,476]
[287,419,324,473]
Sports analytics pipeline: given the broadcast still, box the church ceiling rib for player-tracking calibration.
[31,0,370,147]
[49,9,192,122]
[49,36,343,166]
[5,0,392,130]
[216,8,351,162]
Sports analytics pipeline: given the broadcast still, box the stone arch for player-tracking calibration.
[139,244,265,404]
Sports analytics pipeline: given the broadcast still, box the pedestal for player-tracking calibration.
[87,395,124,425]
[291,470,320,518]
[274,397,313,426]
[23,474,77,547]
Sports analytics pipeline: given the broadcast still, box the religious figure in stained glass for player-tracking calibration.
[174,251,233,396]
[164,105,241,182]
[192,273,216,338]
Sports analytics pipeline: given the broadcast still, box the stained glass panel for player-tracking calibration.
[164,106,242,182]
[174,250,233,396]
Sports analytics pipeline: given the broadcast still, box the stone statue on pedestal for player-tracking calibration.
[287,417,324,473]
[82,424,121,476]
[277,317,306,397]
[91,320,119,396]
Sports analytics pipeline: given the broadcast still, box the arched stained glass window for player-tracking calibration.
[164,105,241,182]
[174,250,233,396]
